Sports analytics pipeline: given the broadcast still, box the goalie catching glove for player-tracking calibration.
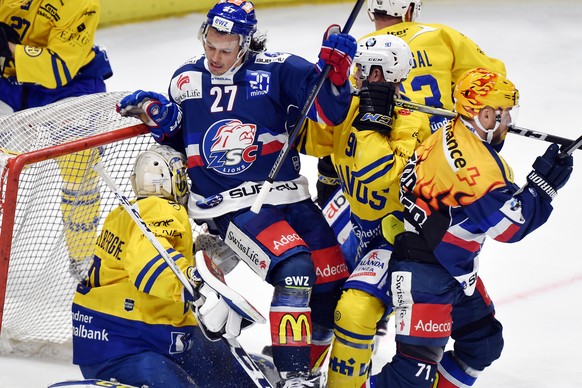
[185,250,266,341]
[116,90,182,142]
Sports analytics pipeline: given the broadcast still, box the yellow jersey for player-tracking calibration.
[360,22,506,132]
[299,95,430,256]
[1,0,100,88]
[72,196,196,365]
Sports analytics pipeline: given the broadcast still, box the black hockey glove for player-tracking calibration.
[1,27,11,73]
[352,81,396,134]
[0,23,20,71]
[0,22,21,44]
[316,155,340,208]
[526,143,573,201]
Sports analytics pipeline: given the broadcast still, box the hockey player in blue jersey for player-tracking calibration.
[116,1,357,386]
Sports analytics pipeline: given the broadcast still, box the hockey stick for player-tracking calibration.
[250,0,365,214]
[393,98,582,151]
[92,162,273,388]
[93,162,195,295]
[558,133,582,158]
[393,98,457,119]
[508,125,582,151]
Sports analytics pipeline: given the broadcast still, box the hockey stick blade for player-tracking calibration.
[226,337,275,388]
[250,0,365,214]
[93,163,272,388]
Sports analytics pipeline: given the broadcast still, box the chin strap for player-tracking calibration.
[471,109,503,144]
[461,109,503,144]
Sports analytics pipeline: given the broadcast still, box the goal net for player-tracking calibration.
[0,92,200,360]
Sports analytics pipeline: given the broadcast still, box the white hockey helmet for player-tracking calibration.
[367,0,422,22]
[354,35,413,83]
[130,145,189,205]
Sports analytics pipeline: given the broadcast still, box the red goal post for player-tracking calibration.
[0,92,161,357]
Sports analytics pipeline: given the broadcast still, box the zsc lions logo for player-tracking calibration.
[203,119,259,175]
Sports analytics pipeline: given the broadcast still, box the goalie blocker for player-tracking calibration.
[191,249,265,342]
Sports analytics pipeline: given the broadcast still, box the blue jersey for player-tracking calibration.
[162,51,351,218]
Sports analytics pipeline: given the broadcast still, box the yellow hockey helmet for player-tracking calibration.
[454,68,519,118]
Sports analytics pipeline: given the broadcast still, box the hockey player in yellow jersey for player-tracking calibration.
[0,0,112,109]
[72,145,256,387]
[317,0,507,205]
[369,68,574,387]
[298,34,430,386]
[363,0,506,132]
[0,0,113,281]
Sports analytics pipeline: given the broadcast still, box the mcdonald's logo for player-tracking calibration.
[277,312,311,346]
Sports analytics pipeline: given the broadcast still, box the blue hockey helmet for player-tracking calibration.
[206,0,257,37]
[200,0,258,53]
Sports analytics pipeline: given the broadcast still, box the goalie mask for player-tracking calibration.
[354,35,413,83]
[199,0,258,57]
[130,145,189,205]
[368,0,422,22]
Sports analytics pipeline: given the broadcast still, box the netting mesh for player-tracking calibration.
[0,92,203,359]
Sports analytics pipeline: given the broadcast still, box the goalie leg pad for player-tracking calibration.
[78,350,197,387]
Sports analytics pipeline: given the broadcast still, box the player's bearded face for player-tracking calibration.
[203,27,243,76]
[491,107,517,144]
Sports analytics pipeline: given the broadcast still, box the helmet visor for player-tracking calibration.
[497,105,519,127]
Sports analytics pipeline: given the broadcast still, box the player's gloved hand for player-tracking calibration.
[0,22,20,73]
[316,24,357,86]
[316,156,340,208]
[185,267,248,341]
[117,90,182,142]
[352,81,396,134]
[0,22,20,44]
[526,143,574,201]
